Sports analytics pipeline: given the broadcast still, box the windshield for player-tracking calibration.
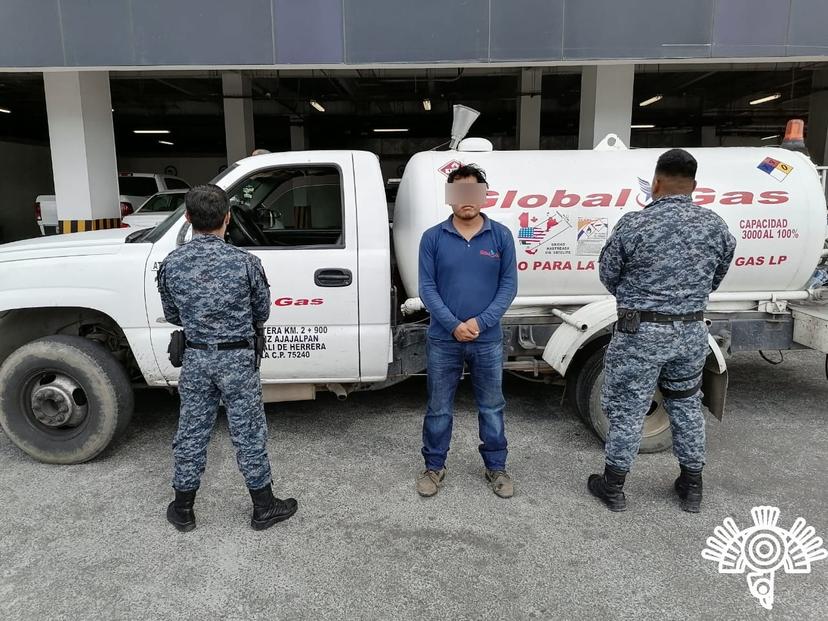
[137,193,185,213]
[142,205,186,243]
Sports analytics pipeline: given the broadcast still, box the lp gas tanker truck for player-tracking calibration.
[0,109,826,464]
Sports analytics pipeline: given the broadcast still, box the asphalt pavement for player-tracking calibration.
[1,350,826,620]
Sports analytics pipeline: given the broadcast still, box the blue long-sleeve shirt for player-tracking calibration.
[418,214,517,342]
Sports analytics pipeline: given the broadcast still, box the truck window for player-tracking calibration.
[138,193,186,213]
[118,176,159,196]
[225,165,344,248]
[164,177,190,190]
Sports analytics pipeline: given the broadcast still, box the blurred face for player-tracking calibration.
[446,176,487,220]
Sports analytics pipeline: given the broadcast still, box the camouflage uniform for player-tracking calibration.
[598,194,737,472]
[157,234,273,492]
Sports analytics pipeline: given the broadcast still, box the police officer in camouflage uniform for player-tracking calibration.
[588,149,736,513]
[157,184,297,532]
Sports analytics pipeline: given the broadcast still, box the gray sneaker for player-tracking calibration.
[485,469,514,498]
[416,468,446,497]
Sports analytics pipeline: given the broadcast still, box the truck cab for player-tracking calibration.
[142,151,392,389]
[0,151,391,463]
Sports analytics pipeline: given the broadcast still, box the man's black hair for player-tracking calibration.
[655,148,697,180]
[185,184,229,232]
[447,163,488,186]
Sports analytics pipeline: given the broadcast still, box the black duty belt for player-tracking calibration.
[186,340,252,350]
[638,310,705,323]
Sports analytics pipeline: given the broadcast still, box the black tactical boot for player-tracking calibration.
[675,465,703,513]
[166,489,197,532]
[249,484,298,531]
[587,465,628,512]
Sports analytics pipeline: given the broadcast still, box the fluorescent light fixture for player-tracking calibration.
[0,107,11,114]
[750,93,781,105]
[133,129,170,134]
[423,98,432,111]
[310,100,325,112]
[373,128,409,133]
[639,95,663,107]
[631,124,655,129]
[158,140,174,146]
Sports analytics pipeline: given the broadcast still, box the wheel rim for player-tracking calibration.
[23,371,89,429]
[588,369,671,442]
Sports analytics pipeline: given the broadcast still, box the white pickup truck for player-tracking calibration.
[2,134,827,464]
[35,173,191,235]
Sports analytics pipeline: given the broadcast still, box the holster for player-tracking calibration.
[168,330,186,368]
[616,309,641,334]
[254,323,265,370]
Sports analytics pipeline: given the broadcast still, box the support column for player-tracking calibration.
[517,68,542,150]
[578,65,634,149]
[289,116,307,151]
[44,71,120,233]
[701,126,719,147]
[806,69,828,165]
[223,71,255,164]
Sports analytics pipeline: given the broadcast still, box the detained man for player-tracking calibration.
[416,164,518,498]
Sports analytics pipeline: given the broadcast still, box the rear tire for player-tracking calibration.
[575,346,672,454]
[0,335,134,464]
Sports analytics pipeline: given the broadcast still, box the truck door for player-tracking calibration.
[224,154,360,381]
[144,153,360,383]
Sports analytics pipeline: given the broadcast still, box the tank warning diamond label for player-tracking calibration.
[758,157,794,182]
[438,160,462,176]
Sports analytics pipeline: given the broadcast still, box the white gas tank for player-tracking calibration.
[392,145,826,299]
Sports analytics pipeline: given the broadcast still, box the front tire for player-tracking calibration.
[575,346,672,454]
[0,335,134,464]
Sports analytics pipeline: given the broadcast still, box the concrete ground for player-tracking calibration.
[1,351,826,620]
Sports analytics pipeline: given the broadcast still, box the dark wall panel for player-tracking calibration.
[0,0,64,67]
[62,0,135,66]
[275,0,343,64]
[712,0,789,58]
[490,0,564,61]
[787,0,828,55]
[1,0,828,67]
[344,0,489,63]
[563,0,714,60]
[131,0,275,65]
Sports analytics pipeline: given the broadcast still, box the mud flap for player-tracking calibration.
[702,351,728,421]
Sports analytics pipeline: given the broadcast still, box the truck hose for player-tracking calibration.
[759,350,784,365]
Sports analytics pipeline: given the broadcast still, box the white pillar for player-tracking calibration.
[44,71,120,232]
[517,68,542,150]
[223,72,255,165]
[578,65,634,149]
[806,70,828,165]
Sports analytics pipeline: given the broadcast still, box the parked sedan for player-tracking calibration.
[121,189,187,229]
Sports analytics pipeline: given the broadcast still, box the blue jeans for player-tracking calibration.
[422,337,508,471]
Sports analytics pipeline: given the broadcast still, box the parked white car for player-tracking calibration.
[121,189,187,229]
[35,173,190,235]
